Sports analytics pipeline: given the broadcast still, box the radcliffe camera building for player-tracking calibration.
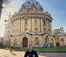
[4,0,66,48]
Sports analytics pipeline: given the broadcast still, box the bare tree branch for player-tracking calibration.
[0,0,10,18]
[3,0,10,4]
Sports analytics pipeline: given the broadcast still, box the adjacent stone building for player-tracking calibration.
[4,0,66,48]
[53,27,66,47]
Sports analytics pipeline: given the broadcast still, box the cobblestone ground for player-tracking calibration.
[0,49,66,57]
[0,49,46,57]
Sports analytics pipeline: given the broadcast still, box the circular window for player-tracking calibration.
[36,2,38,4]
[28,1,30,4]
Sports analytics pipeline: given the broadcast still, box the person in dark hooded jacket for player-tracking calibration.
[24,44,38,57]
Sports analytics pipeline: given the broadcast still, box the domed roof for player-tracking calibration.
[21,0,44,11]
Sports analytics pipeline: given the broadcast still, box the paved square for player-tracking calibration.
[0,49,46,57]
[0,49,66,57]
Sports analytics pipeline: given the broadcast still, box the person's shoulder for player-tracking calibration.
[32,50,37,53]
[25,50,29,53]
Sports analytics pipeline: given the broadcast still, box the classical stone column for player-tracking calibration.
[40,18,41,32]
[20,17,21,33]
[31,17,32,32]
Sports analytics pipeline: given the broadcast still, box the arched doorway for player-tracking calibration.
[56,42,59,47]
[23,37,28,47]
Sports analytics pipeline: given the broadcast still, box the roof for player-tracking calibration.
[21,0,44,11]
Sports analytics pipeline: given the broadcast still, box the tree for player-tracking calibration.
[0,0,10,18]
[0,0,3,18]
[3,0,10,4]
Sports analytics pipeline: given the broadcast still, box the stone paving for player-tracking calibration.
[0,49,66,57]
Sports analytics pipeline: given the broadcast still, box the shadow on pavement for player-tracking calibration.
[11,52,16,56]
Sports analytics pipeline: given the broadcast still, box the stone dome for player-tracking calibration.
[20,0,44,11]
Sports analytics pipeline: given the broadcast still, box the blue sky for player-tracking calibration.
[42,0,66,30]
[0,0,66,37]
[39,0,66,31]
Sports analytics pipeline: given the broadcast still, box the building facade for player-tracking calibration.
[4,0,66,48]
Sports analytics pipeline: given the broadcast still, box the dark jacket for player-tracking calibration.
[24,50,38,57]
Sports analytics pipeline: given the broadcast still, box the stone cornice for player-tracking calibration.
[10,12,52,22]
[11,11,52,18]
[10,32,52,36]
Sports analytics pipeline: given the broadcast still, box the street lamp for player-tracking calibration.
[4,19,11,48]
[3,19,8,47]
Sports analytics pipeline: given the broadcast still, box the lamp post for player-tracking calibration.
[4,19,8,47]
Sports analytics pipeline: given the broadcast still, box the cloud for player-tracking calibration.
[59,11,65,14]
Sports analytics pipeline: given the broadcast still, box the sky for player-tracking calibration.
[0,0,66,37]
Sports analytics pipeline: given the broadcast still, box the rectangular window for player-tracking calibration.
[44,28,46,31]
[42,19,46,25]
[44,21,45,25]
[25,28,27,31]
[25,20,28,25]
